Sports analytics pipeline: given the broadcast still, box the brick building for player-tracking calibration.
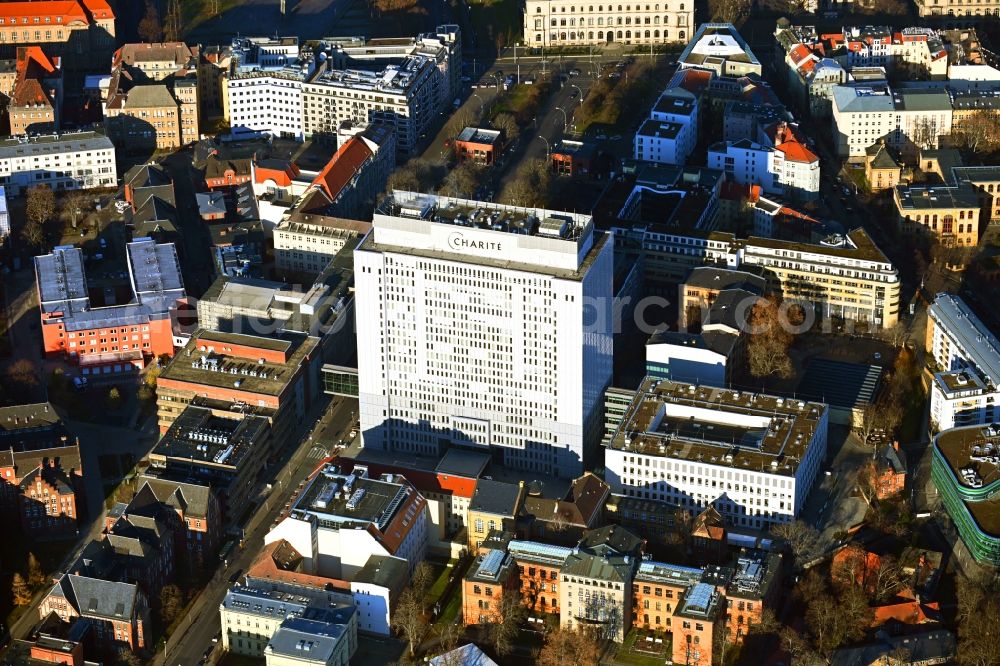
[462,549,519,625]
[0,403,82,537]
[8,46,62,135]
[133,474,221,569]
[155,329,320,446]
[551,139,596,176]
[873,442,907,499]
[35,238,186,374]
[0,0,115,78]
[453,127,503,165]
[39,574,150,653]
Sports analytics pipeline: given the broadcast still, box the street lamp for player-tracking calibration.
[570,84,583,101]
[554,107,568,133]
[492,72,503,90]
[537,135,551,159]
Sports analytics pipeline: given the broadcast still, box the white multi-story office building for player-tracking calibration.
[355,190,614,477]
[832,83,953,159]
[225,28,460,155]
[927,293,1000,431]
[0,131,117,196]
[522,0,694,48]
[605,377,829,528]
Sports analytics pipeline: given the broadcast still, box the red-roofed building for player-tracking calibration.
[8,46,62,135]
[872,600,940,630]
[298,125,395,220]
[0,1,115,75]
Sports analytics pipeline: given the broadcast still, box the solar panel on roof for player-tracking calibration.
[478,550,505,578]
[685,583,713,612]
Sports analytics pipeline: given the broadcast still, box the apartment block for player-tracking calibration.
[0,130,116,196]
[609,223,900,328]
[707,123,820,202]
[605,377,829,528]
[104,42,200,150]
[832,84,952,159]
[926,293,1000,431]
[146,405,271,520]
[0,0,115,77]
[35,238,185,373]
[226,27,460,156]
[220,580,357,661]
[633,88,699,166]
[522,0,693,47]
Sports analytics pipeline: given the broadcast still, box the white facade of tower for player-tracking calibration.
[355,191,613,477]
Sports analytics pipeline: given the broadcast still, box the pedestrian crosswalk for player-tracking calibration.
[307,446,328,460]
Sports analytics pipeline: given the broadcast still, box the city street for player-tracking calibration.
[156,395,357,666]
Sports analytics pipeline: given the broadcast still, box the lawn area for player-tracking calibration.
[438,591,462,625]
[426,560,454,606]
[615,629,671,666]
[576,58,674,135]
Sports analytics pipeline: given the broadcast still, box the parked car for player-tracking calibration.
[569,68,581,76]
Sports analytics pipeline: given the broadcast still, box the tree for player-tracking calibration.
[707,0,750,22]
[6,358,40,395]
[439,163,482,199]
[106,387,123,411]
[490,589,526,657]
[856,395,902,447]
[27,552,46,588]
[537,626,600,666]
[957,574,1000,666]
[434,620,464,665]
[804,581,871,655]
[771,520,819,565]
[871,553,906,603]
[164,0,182,42]
[113,648,144,666]
[160,584,184,625]
[500,159,552,208]
[137,0,163,43]
[12,572,32,605]
[952,111,1000,154]
[746,296,794,378]
[445,107,478,139]
[492,112,519,143]
[391,588,428,658]
[410,561,434,598]
[24,185,55,249]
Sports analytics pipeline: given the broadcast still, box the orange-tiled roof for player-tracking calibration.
[80,0,113,19]
[767,122,819,164]
[872,600,939,627]
[0,1,88,23]
[788,44,813,66]
[16,46,58,79]
[720,181,761,203]
[311,136,373,202]
[254,161,299,188]
[672,68,713,96]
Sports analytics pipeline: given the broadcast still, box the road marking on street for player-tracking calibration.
[307,446,327,460]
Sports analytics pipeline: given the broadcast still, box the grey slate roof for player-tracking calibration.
[469,479,521,516]
[52,574,141,621]
[266,617,347,662]
[353,554,409,594]
[137,474,212,518]
[122,84,176,109]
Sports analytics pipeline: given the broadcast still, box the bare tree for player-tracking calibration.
[391,588,428,658]
[771,520,819,565]
[537,626,600,666]
[137,1,163,43]
[957,574,1000,666]
[492,112,519,143]
[160,584,184,625]
[490,589,526,657]
[856,395,902,448]
[952,111,1000,154]
[439,163,482,199]
[871,554,907,603]
[164,0,183,42]
[707,0,750,21]
[500,159,552,207]
[23,185,55,249]
[411,561,435,598]
[747,296,794,378]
